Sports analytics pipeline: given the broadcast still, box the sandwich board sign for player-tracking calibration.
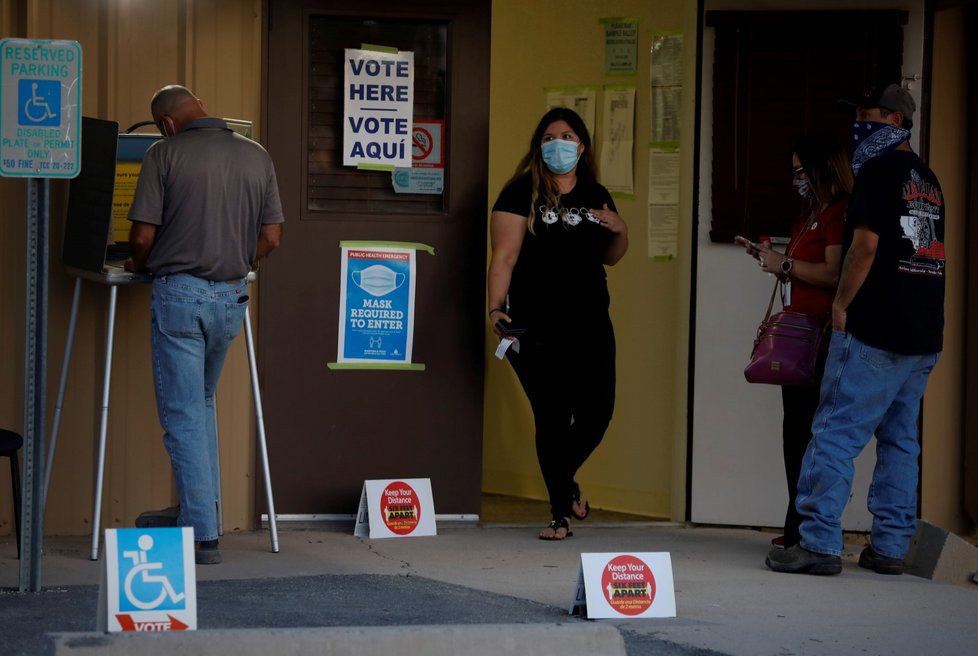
[0,38,82,178]
[570,552,676,619]
[97,527,197,632]
[354,478,436,539]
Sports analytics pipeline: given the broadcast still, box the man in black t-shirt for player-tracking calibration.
[767,84,945,577]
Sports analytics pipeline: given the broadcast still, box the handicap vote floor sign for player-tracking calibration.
[98,527,197,632]
[570,552,676,619]
[355,478,437,539]
[0,38,82,178]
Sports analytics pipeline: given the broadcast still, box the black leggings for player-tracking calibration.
[507,317,616,520]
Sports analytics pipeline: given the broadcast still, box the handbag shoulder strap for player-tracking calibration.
[762,278,781,322]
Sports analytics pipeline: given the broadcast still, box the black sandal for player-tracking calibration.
[571,482,590,521]
[539,516,573,541]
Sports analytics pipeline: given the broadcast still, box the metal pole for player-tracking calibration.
[243,307,279,553]
[20,178,49,592]
[90,285,118,561]
[42,277,83,511]
[214,396,224,537]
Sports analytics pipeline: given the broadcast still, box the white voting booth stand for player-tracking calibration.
[570,552,677,619]
[98,527,197,632]
[354,478,436,539]
[44,270,279,560]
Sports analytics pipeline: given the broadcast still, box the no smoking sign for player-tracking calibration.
[410,119,443,168]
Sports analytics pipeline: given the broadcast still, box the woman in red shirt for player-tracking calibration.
[737,132,853,549]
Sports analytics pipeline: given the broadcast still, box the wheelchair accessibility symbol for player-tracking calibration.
[17,79,61,126]
[117,530,187,613]
[123,535,185,610]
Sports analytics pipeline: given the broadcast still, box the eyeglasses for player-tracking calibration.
[792,166,807,179]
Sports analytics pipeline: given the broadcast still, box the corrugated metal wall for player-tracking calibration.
[0,0,263,538]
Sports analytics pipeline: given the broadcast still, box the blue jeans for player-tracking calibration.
[150,274,249,541]
[796,331,939,559]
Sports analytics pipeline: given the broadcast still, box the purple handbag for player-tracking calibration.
[744,281,823,386]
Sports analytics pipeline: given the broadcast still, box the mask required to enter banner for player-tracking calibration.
[330,241,434,370]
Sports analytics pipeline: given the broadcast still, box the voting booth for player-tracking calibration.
[45,118,280,560]
[61,118,158,273]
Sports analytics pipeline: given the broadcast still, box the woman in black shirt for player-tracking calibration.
[487,107,628,540]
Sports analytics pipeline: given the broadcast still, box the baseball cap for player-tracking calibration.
[840,83,915,129]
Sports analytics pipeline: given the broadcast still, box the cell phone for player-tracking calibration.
[735,235,760,250]
[495,320,527,336]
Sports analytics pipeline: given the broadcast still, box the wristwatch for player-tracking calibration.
[781,258,794,275]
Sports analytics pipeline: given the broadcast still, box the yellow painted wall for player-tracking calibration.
[921,5,970,534]
[483,0,697,519]
[0,0,263,537]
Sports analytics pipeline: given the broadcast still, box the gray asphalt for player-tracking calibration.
[2,522,976,655]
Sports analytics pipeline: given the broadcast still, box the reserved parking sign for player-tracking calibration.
[0,38,82,178]
[98,527,197,632]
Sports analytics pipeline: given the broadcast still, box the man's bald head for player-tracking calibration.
[151,85,207,136]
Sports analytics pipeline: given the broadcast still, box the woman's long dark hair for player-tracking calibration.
[794,131,854,215]
[507,107,597,233]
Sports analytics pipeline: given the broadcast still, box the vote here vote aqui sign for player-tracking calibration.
[0,38,81,178]
[343,47,413,168]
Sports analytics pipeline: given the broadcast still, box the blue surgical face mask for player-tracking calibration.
[541,139,581,174]
[352,264,405,297]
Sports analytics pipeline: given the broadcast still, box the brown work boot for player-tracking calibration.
[858,546,904,575]
[135,506,179,528]
[195,539,221,565]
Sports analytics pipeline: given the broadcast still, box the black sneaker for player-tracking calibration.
[858,546,904,575]
[766,544,842,575]
[195,539,221,565]
[135,506,180,528]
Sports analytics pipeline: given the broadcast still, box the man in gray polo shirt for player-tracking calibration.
[125,84,284,564]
